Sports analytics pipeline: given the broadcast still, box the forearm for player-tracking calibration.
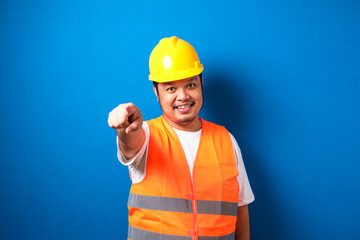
[235,205,250,240]
[117,127,145,159]
[108,102,145,159]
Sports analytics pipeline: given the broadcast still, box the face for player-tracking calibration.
[154,75,203,131]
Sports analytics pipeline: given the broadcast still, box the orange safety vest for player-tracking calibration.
[127,116,239,240]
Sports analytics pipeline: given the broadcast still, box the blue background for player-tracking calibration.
[1,0,359,239]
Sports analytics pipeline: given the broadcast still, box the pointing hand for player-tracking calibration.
[108,103,143,134]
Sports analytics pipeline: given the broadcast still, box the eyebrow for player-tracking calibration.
[161,82,174,87]
[161,77,198,87]
[187,77,197,82]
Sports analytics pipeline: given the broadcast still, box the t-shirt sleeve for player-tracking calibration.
[116,122,150,183]
[230,133,255,206]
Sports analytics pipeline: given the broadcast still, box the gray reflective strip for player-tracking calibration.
[128,226,235,240]
[198,231,235,240]
[197,200,238,216]
[128,193,237,216]
[128,193,193,213]
[128,225,192,240]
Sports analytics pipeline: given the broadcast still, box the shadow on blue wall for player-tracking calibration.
[203,71,287,240]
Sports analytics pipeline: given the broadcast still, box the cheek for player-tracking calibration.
[195,92,203,103]
[159,95,175,109]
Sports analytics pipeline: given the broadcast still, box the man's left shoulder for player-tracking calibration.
[201,118,229,134]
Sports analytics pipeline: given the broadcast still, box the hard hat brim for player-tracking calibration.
[149,67,204,83]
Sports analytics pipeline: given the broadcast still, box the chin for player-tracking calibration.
[176,115,197,125]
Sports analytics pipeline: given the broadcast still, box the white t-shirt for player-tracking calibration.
[117,122,255,206]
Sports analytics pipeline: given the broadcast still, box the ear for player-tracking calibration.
[153,85,159,101]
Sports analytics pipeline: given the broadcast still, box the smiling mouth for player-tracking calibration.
[174,103,195,109]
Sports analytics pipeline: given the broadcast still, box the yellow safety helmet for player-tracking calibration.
[149,36,204,83]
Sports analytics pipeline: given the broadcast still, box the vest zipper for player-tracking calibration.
[172,130,199,240]
[178,140,199,240]
[190,180,198,240]
[163,117,203,240]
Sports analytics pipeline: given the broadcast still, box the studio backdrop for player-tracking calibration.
[1,0,359,239]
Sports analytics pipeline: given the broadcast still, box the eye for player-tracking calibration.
[166,87,175,92]
[187,83,196,88]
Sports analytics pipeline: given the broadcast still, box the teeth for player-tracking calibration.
[177,105,190,109]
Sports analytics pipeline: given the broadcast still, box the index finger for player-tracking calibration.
[125,103,137,115]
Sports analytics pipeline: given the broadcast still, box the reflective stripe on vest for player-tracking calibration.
[128,193,238,216]
[128,225,235,240]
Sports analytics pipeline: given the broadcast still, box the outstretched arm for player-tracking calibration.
[108,102,145,159]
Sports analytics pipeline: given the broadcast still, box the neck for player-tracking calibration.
[163,116,202,132]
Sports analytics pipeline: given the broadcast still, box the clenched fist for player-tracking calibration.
[108,103,143,134]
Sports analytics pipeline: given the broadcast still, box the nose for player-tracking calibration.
[177,88,189,101]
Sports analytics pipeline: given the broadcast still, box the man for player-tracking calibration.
[108,36,254,240]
